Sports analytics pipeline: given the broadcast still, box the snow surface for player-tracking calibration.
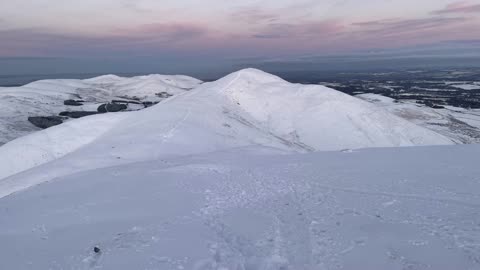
[1,69,478,269]
[0,113,127,185]
[1,145,480,269]
[0,74,202,145]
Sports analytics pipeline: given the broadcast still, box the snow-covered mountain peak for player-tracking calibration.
[206,68,287,94]
[192,69,453,151]
[1,70,479,270]
[223,68,286,83]
[0,69,455,192]
[83,74,123,83]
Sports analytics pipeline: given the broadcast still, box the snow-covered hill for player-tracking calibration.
[0,74,202,145]
[0,69,478,270]
[204,69,452,150]
[0,69,454,187]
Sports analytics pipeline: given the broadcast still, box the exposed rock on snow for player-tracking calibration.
[142,101,159,108]
[63,99,84,106]
[27,116,64,129]
[111,99,142,105]
[156,92,174,98]
[97,103,128,113]
[59,111,99,118]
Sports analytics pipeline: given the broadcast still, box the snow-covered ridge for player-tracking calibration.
[1,69,479,269]
[202,69,453,150]
[0,69,454,193]
[0,73,202,145]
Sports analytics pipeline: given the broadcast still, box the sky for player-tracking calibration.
[1,0,480,76]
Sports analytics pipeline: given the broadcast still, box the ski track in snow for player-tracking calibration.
[162,109,192,142]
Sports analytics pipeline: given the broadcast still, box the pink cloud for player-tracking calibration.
[0,13,478,59]
[231,7,278,24]
[352,17,468,36]
[0,22,215,57]
[106,22,211,46]
[252,20,344,39]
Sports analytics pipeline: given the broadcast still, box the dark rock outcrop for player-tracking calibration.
[117,95,141,101]
[59,111,99,118]
[97,103,128,113]
[64,99,84,106]
[28,116,63,129]
[142,101,159,108]
[424,101,445,109]
[156,92,173,98]
[112,99,141,105]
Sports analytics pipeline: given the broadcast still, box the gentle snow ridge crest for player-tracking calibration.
[0,68,453,192]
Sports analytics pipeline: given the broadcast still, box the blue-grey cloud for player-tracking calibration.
[352,17,468,35]
[0,23,211,56]
[433,2,480,14]
[252,20,344,39]
[231,7,278,24]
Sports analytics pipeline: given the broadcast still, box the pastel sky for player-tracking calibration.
[1,0,480,59]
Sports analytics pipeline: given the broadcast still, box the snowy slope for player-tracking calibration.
[0,69,454,188]
[1,144,480,269]
[84,74,203,101]
[0,69,478,269]
[0,74,202,145]
[357,93,480,144]
[205,69,453,150]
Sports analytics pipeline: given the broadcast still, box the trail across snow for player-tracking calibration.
[1,145,480,269]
